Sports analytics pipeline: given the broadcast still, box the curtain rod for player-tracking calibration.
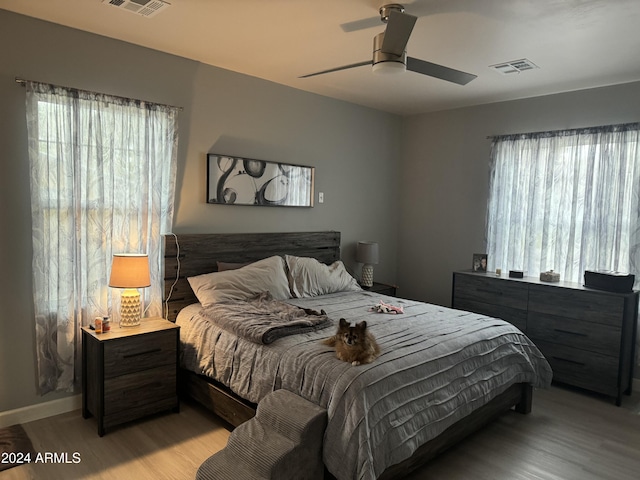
[15,77,183,112]
[486,121,640,140]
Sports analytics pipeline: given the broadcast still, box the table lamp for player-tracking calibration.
[356,241,379,288]
[109,254,151,327]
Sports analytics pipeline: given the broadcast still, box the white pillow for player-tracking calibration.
[188,255,290,307]
[285,255,361,298]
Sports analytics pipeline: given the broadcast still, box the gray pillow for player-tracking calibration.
[285,255,361,298]
[188,255,290,307]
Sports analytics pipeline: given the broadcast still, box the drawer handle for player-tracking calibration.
[477,288,501,295]
[123,382,164,396]
[552,356,586,366]
[123,348,162,359]
[553,329,588,337]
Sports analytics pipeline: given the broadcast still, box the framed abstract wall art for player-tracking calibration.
[207,154,315,207]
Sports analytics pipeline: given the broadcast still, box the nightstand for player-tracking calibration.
[361,281,398,297]
[82,317,180,436]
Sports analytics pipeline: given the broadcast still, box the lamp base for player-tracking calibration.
[119,288,141,327]
[361,264,374,288]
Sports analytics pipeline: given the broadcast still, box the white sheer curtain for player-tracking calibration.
[26,81,178,394]
[487,124,640,282]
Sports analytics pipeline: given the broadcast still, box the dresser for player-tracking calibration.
[82,317,180,435]
[452,271,638,405]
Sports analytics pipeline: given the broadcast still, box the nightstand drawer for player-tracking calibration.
[104,364,176,415]
[104,330,176,378]
[528,312,621,356]
[363,282,397,296]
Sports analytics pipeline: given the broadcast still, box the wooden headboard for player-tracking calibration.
[163,231,341,321]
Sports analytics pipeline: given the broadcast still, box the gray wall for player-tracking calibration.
[398,81,640,306]
[0,10,401,413]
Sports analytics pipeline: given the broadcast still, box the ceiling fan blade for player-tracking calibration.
[406,57,477,85]
[340,16,381,33]
[299,60,372,79]
[381,10,417,56]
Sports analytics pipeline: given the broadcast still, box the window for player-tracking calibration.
[26,82,178,393]
[486,124,640,284]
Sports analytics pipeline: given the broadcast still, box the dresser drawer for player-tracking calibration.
[104,330,176,378]
[528,285,624,327]
[453,298,528,332]
[453,274,528,310]
[535,340,618,396]
[104,364,176,415]
[527,312,621,356]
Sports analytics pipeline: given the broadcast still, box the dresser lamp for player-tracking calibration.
[357,241,379,288]
[109,254,151,327]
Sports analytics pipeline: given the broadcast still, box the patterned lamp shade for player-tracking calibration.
[109,254,151,327]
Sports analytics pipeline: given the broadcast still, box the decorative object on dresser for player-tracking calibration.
[472,253,487,272]
[82,317,180,436]
[540,270,560,282]
[584,270,635,293]
[452,271,639,405]
[356,241,379,287]
[109,254,151,327]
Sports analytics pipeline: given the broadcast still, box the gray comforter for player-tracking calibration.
[178,290,552,480]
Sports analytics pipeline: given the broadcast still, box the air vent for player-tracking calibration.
[102,0,170,18]
[490,58,539,75]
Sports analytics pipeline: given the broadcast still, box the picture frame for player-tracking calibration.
[207,154,315,207]
[472,253,488,272]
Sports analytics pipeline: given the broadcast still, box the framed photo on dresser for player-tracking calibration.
[472,253,488,272]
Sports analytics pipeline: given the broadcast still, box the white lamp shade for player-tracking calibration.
[356,241,379,265]
[109,254,151,288]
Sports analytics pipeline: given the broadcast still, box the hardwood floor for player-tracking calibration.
[406,384,640,480]
[2,385,639,480]
[0,400,230,480]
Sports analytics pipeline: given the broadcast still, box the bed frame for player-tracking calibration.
[163,231,533,479]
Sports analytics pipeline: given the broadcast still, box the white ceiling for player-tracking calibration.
[2,0,640,115]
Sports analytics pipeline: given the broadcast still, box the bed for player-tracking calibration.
[163,231,552,480]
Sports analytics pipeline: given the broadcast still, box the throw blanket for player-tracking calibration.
[200,292,332,344]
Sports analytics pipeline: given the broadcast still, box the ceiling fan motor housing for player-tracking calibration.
[379,4,405,23]
[372,31,406,73]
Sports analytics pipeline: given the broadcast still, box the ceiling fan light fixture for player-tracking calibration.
[372,31,406,75]
[372,61,406,75]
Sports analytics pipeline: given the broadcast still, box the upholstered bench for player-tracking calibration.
[196,389,327,480]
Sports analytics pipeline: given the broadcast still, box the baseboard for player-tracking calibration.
[0,394,82,428]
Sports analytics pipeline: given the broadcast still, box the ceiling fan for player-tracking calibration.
[300,3,477,85]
